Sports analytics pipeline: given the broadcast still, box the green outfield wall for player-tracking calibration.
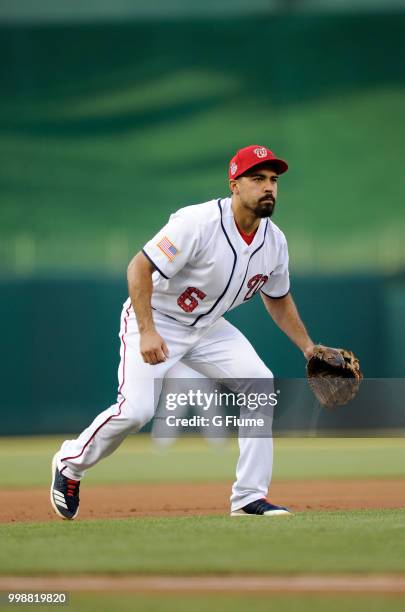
[1,12,405,273]
[1,273,404,435]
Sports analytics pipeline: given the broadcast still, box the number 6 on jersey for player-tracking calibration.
[177,287,207,313]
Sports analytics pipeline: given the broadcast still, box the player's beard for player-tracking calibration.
[255,196,276,218]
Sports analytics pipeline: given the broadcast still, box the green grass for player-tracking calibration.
[1,437,404,587]
[3,594,405,612]
[1,511,405,575]
[0,436,404,488]
[6,594,405,612]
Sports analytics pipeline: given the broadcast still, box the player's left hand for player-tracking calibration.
[306,345,363,408]
[303,343,317,360]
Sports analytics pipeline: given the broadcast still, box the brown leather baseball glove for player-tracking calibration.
[306,346,363,408]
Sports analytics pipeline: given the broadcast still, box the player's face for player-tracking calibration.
[232,167,278,218]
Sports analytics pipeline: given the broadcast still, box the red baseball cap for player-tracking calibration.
[228,145,288,179]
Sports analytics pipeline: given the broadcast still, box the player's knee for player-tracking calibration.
[225,351,273,379]
[233,366,274,396]
[242,365,273,380]
[122,400,154,432]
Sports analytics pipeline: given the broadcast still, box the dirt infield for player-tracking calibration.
[1,478,405,523]
[1,575,405,593]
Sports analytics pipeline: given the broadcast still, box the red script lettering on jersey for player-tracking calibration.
[243,274,269,301]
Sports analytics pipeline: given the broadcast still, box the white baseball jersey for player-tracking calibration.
[137,197,290,328]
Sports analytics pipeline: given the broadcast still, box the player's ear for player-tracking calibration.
[229,179,239,195]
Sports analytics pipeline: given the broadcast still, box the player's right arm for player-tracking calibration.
[127,251,169,365]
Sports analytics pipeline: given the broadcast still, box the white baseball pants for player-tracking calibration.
[57,304,274,512]
[151,361,227,446]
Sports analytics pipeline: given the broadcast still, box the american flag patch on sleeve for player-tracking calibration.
[157,236,179,261]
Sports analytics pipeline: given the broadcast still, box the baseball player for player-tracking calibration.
[50,144,316,519]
